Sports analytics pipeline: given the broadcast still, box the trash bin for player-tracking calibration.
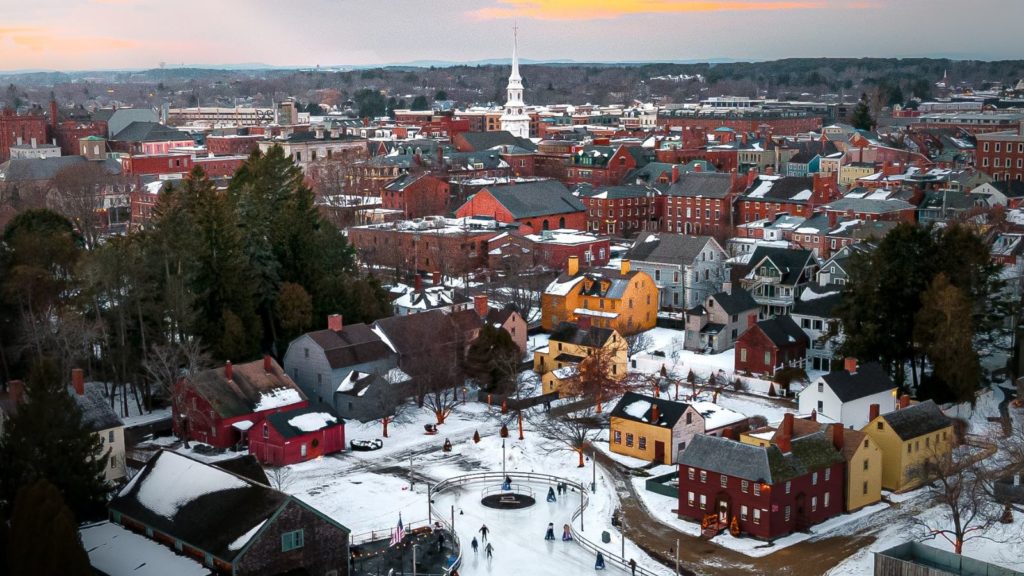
[601,531,611,544]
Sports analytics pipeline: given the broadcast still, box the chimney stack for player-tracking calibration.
[225,360,233,382]
[899,394,911,409]
[671,165,679,184]
[776,412,794,453]
[869,403,880,422]
[830,424,845,451]
[577,315,592,330]
[71,368,85,396]
[567,255,580,276]
[809,409,817,422]
[747,167,758,188]
[415,275,423,293]
[328,314,343,332]
[263,354,272,374]
[432,271,442,286]
[722,427,735,440]
[474,294,489,318]
[50,100,58,130]
[8,379,24,405]
[721,281,732,295]
[694,162,702,173]
[650,403,659,423]
[844,357,858,374]
[620,259,631,275]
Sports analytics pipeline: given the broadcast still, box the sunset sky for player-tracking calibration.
[1,0,1021,71]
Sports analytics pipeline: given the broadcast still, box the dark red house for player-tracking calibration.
[455,180,587,233]
[248,405,345,466]
[735,316,808,376]
[381,172,450,218]
[172,356,308,449]
[677,419,845,540]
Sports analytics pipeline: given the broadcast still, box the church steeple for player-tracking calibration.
[500,25,529,138]
[509,25,521,83]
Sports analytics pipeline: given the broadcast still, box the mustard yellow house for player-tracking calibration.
[741,417,883,511]
[533,323,627,397]
[862,399,953,492]
[541,256,658,336]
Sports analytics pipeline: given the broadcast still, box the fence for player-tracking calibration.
[474,390,560,411]
[480,483,535,499]
[645,471,679,499]
[428,471,666,576]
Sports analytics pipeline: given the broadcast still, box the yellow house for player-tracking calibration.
[741,417,883,512]
[609,392,704,464]
[541,256,658,336]
[839,162,876,187]
[533,323,627,397]
[862,399,954,492]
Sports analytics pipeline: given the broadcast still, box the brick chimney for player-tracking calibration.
[71,368,85,396]
[8,380,24,405]
[650,403,659,423]
[263,354,273,374]
[899,394,910,409]
[722,427,735,440]
[830,423,845,451]
[415,275,423,293]
[809,409,817,422]
[620,259,631,275]
[577,316,592,330]
[225,360,233,382]
[694,163,702,173]
[432,271,442,286]
[474,294,489,318]
[671,165,679,184]
[567,255,580,276]
[746,167,758,188]
[844,357,858,374]
[328,314,343,332]
[776,412,794,453]
[869,403,880,422]
[49,100,58,130]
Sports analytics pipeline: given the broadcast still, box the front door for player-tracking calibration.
[654,441,665,463]
[718,499,729,523]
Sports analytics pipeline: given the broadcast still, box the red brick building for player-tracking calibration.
[735,174,842,225]
[455,180,587,233]
[53,121,107,157]
[976,127,1024,182]
[0,108,49,162]
[247,406,345,466]
[677,418,846,540]
[735,316,808,376]
[486,229,611,271]
[207,134,263,156]
[121,153,193,176]
[381,172,450,218]
[172,357,308,449]
[347,218,500,276]
[577,183,661,236]
[194,155,247,178]
[661,171,751,237]
[657,110,822,136]
[563,145,645,187]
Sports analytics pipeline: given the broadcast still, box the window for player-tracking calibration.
[825,469,831,482]
[317,373,323,385]
[109,430,115,443]
[864,439,869,448]
[877,422,883,430]
[110,456,117,469]
[614,431,622,444]
[300,444,308,458]
[811,496,817,512]
[753,483,761,496]
[686,412,692,425]
[817,382,824,392]
[812,472,818,485]
[784,505,791,522]
[824,493,830,508]
[785,481,791,494]
[639,436,647,450]
[720,475,728,488]
[263,424,269,439]
[915,441,920,452]
[304,348,309,358]
[688,491,695,506]
[863,459,869,471]
[688,467,695,480]
[626,433,634,447]
[741,480,749,493]
[700,470,707,483]
[740,348,747,362]
[817,400,824,412]
[753,508,761,524]
[863,481,869,495]
[907,443,912,454]
[764,351,771,366]
[699,494,707,510]
[281,530,304,552]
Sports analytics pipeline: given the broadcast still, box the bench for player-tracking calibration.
[499,495,519,504]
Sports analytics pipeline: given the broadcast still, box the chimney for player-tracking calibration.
[671,165,679,183]
[830,424,845,451]
[722,427,735,440]
[263,354,272,374]
[71,368,85,396]
[50,100,58,130]
[765,165,774,176]
[567,255,580,276]
[869,403,880,422]
[437,146,444,166]
[730,168,738,190]
[809,409,817,422]
[415,275,424,293]
[474,294,489,318]
[722,281,732,295]
[776,412,794,453]
[746,167,758,188]
[432,271,442,286]
[8,379,24,405]
[577,315,592,330]
[844,357,858,374]
[650,403,659,423]
[328,314,343,332]
[620,258,631,275]
[899,394,910,409]
[225,360,233,381]
[694,163,702,173]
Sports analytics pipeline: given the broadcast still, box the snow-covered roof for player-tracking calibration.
[80,522,209,576]
[623,399,653,420]
[545,275,585,296]
[228,519,267,551]
[130,451,248,519]
[551,365,579,379]
[574,308,619,319]
[253,388,303,412]
[286,411,338,433]
[691,401,747,431]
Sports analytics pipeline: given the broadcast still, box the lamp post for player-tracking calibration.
[591,452,597,493]
[501,438,506,479]
[580,484,584,531]
[412,544,419,576]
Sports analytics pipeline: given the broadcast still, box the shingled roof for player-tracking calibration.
[664,172,735,198]
[475,180,585,219]
[881,400,951,441]
[754,315,809,348]
[457,131,536,152]
[186,358,305,420]
[709,288,759,315]
[792,285,843,318]
[305,323,392,370]
[679,434,797,483]
[625,233,718,266]
[111,121,191,143]
[70,382,123,433]
[747,246,815,286]
[611,392,689,427]
[818,362,895,403]
[549,322,615,348]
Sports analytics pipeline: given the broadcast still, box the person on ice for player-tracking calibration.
[562,524,573,541]
[544,522,556,540]
[478,524,490,542]
[471,537,479,554]
[484,542,494,560]
[595,552,606,570]
[502,475,512,490]
[547,486,556,502]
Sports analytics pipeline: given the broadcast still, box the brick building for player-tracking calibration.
[381,172,450,218]
[657,109,822,136]
[976,125,1024,182]
[577,183,661,236]
[735,316,808,376]
[486,229,611,271]
[735,174,842,225]
[0,108,49,162]
[455,180,587,233]
[207,133,264,156]
[563,145,646,187]
[348,217,502,276]
[661,171,751,236]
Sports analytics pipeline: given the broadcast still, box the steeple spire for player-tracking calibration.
[510,23,521,82]
[500,24,529,139]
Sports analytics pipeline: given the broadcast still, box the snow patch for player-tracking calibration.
[287,412,338,433]
[136,452,248,519]
[623,399,652,420]
[228,519,267,551]
[253,388,303,412]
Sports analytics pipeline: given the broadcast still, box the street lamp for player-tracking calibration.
[412,544,419,576]
[501,438,506,479]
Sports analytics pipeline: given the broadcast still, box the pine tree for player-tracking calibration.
[6,479,92,576]
[464,325,520,393]
[851,94,874,131]
[915,274,982,406]
[0,359,109,521]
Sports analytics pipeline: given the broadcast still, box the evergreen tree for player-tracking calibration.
[0,359,109,521]
[464,324,520,393]
[275,282,313,344]
[433,90,448,101]
[6,479,92,576]
[915,274,982,405]
[851,93,874,130]
[410,95,430,111]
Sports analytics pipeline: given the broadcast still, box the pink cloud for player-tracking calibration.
[470,0,835,20]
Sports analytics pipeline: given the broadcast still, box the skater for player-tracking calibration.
[562,523,573,541]
[503,475,512,490]
[484,542,494,560]
[544,522,556,540]
[471,537,479,554]
[436,532,445,553]
[595,552,606,570]
[547,486,557,502]
[629,558,637,576]
[478,524,490,542]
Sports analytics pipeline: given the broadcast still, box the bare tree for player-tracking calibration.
[528,406,603,467]
[560,333,640,407]
[267,465,294,491]
[141,339,210,447]
[48,162,121,249]
[625,331,654,359]
[369,367,414,437]
[425,384,464,426]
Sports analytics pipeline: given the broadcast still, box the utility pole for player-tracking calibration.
[412,544,419,576]
[591,452,597,493]
[580,485,584,531]
[501,438,506,478]
[675,538,680,576]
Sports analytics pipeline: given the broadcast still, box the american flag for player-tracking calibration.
[390,514,405,547]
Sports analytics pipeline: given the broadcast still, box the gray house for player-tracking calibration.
[817,243,875,286]
[791,284,843,372]
[683,285,760,353]
[625,232,728,309]
[283,314,398,422]
[739,246,818,319]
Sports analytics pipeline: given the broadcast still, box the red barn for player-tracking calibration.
[677,420,845,540]
[248,406,345,466]
[172,356,308,449]
[735,316,808,376]
[456,180,586,233]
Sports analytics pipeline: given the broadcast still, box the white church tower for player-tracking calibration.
[500,26,530,139]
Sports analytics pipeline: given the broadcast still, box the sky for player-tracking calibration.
[0,0,1022,71]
